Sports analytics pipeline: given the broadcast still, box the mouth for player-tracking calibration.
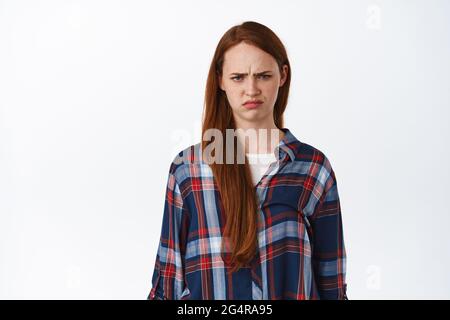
[243,100,263,109]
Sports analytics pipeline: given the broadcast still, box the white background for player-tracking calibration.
[1,0,449,299]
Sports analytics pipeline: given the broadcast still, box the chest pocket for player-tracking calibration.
[260,185,314,253]
[260,183,303,214]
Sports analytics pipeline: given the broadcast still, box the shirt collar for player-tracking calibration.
[274,128,300,162]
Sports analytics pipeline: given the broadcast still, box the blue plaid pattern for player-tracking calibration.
[147,128,347,300]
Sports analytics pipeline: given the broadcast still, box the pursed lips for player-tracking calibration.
[243,99,263,106]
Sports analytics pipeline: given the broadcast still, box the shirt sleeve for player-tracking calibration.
[310,159,348,300]
[147,168,190,300]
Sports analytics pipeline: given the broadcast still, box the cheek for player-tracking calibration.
[224,88,242,109]
[262,82,280,98]
[225,86,242,99]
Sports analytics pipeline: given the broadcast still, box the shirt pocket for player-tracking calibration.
[260,183,306,219]
[261,196,313,257]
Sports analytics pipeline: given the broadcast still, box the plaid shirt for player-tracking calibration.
[147,128,348,300]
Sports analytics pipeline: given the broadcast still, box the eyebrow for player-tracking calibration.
[229,70,272,76]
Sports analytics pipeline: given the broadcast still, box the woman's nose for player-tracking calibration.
[245,77,261,96]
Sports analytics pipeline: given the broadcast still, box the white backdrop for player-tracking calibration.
[1,0,449,299]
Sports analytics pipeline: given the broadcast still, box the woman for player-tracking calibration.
[147,21,348,300]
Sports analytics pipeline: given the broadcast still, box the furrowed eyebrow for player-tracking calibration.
[229,71,272,76]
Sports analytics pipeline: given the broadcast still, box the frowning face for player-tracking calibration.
[219,42,288,128]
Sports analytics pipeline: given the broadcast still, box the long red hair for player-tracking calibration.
[201,21,291,273]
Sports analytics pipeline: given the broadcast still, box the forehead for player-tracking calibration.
[222,42,277,71]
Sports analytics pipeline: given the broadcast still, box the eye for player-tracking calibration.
[258,74,272,80]
[231,75,243,81]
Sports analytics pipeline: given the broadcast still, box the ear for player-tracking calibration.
[279,64,288,87]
